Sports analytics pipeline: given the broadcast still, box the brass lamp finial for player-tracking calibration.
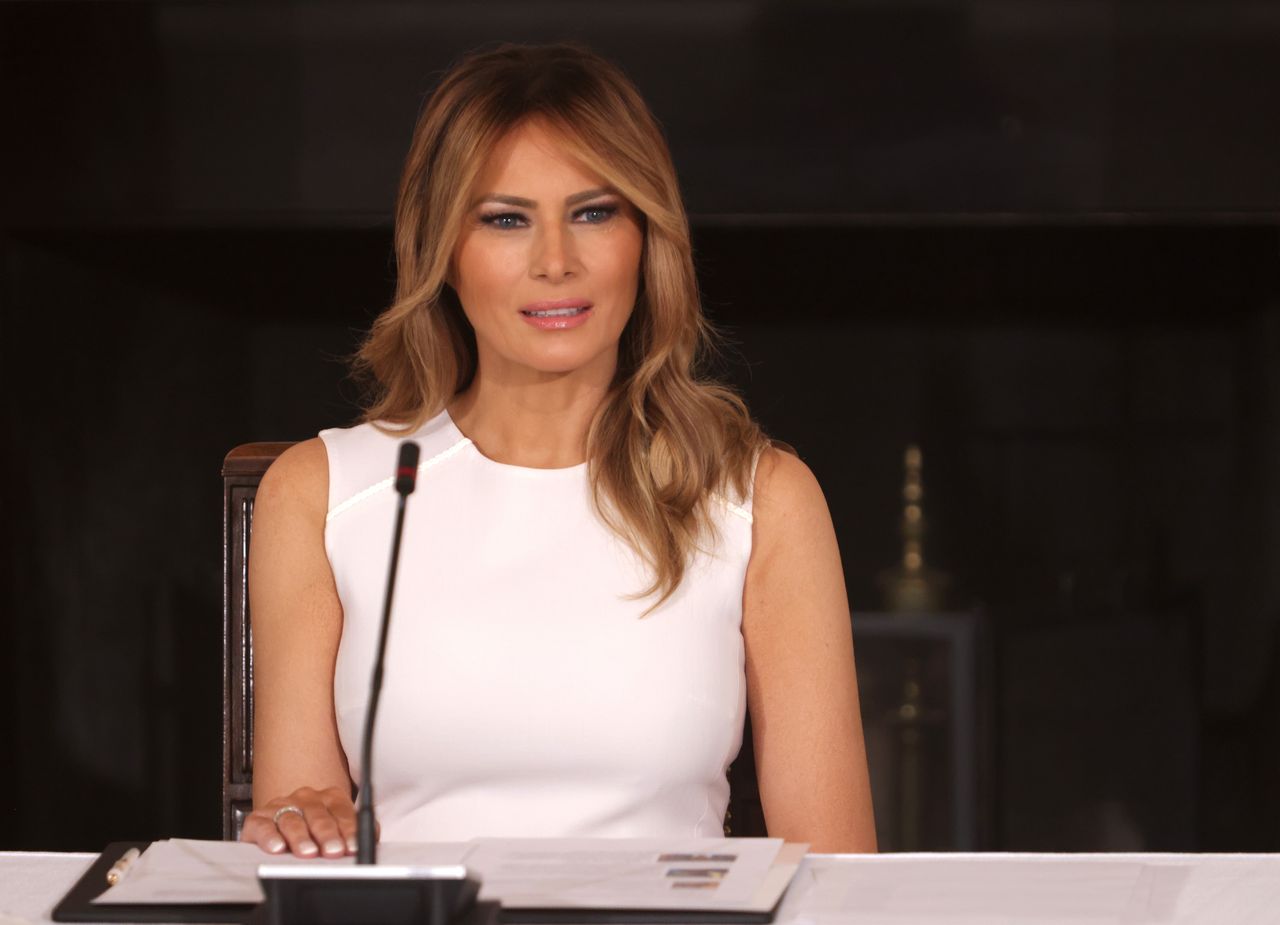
[877,443,949,614]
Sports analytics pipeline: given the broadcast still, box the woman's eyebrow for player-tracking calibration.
[475,187,615,209]
[477,193,535,208]
[565,187,614,205]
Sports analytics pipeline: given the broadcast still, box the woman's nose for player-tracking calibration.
[530,223,577,281]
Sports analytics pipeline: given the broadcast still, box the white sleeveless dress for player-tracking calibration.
[319,410,755,841]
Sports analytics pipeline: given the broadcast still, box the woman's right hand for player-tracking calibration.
[240,786,358,858]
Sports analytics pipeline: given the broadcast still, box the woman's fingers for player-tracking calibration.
[279,788,346,858]
[322,789,360,854]
[239,812,288,855]
[303,801,348,858]
[242,787,359,857]
[274,805,321,857]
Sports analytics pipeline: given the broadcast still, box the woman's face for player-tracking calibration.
[452,119,644,384]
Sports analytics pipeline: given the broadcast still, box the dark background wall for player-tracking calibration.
[3,0,1279,851]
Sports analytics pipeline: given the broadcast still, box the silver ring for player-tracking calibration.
[272,804,305,826]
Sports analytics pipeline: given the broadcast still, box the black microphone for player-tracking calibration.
[358,440,420,865]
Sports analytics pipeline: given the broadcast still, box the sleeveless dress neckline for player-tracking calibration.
[440,408,589,476]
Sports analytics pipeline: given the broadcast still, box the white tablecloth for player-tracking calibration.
[0,853,94,924]
[4,851,1280,924]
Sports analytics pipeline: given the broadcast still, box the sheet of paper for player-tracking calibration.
[93,837,794,912]
[463,837,788,910]
[93,839,467,905]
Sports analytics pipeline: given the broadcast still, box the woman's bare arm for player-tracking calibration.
[742,449,877,852]
[241,438,356,857]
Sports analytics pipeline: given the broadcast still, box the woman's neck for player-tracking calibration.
[448,370,611,469]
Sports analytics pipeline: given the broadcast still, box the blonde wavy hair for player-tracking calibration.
[355,42,768,605]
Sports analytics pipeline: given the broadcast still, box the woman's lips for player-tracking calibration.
[519,299,593,330]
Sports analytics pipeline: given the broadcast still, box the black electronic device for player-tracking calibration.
[253,862,496,925]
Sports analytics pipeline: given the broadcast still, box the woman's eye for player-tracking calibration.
[575,205,617,224]
[480,212,527,229]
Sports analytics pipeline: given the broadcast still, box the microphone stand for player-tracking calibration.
[255,441,496,925]
[357,441,417,864]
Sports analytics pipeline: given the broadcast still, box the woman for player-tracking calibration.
[242,42,876,857]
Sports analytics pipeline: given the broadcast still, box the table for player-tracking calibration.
[4,851,1280,924]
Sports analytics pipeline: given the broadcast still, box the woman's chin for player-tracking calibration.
[505,346,618,380]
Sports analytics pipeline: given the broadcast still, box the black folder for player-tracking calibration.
[51,842,256,924]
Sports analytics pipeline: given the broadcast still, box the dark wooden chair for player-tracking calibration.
[222,443,766,840]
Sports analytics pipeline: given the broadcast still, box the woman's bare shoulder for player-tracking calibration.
[248,439,336,629]
[744,445,843,632]
[256,437,329,521]
[751,446,828,527]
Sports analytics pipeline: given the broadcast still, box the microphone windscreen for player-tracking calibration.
[395,441,421,495]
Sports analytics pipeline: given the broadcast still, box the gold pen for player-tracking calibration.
[105,847,141,886]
